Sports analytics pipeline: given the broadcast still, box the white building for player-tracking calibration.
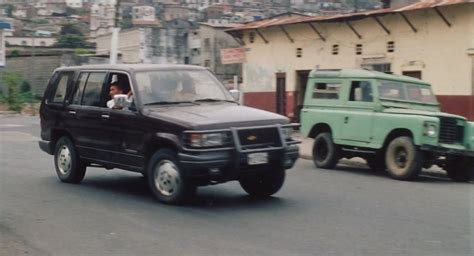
[6,36,56,47]
[66,0,83,8]
[226,0,474,120]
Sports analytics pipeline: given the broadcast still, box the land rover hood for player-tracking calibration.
[145,104,289,129]
[383,108,466,120]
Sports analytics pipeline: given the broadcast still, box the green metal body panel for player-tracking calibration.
[301,69,474,156]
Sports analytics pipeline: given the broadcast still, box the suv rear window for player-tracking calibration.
[50,72,73,103]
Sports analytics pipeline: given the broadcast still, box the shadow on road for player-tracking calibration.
[69,172,292,209]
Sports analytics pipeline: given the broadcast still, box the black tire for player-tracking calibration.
[445,158,474,182]
[385,136,423,181]
[147,149,196,204]
[239,167,285,197]
[366,155,386,172]
[54,136,86,183]
[312,132,341,169]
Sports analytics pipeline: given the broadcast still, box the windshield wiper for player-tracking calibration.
[193,98,236,103]
[144,101,197,106]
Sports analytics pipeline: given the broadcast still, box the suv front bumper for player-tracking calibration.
[178,144,299,179]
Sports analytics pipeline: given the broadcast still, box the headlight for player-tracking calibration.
[423,123,437,138]
[189,132,227,147]
[281,127,294,140]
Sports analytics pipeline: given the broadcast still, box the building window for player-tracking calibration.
[364,63,391,73]
[249,31,255,43]
[332,44,339,55]
[296,48,302,58]
[204,38,210,51]
[356,44,362,55]
[40,41,46,46]
[21,40,27,46]
[387,41,395,53]
[204,60,211,67]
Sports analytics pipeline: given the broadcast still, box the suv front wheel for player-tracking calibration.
[54,136,87,183]
[385,136,423,181]
[147,149,196,204]
[312,132,341,169]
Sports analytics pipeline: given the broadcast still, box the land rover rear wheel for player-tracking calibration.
[147,149,196,204]
[385,136,423,181]
[239,167,285,197]
[54,136,87,183]
[445,158,474,182]
[312,132,341,169]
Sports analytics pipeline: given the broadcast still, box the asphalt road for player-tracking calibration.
[1,116,473,256]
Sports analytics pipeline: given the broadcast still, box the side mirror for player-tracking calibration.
[113,94,132,108]
[229,89,240,101]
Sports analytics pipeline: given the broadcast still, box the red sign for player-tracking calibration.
[220,48,246,65]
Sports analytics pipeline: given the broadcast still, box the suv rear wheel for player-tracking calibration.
[147,149,196,204]
[54,136,87,183]
[312,132,341,169]
[385,136,423,181]
[445,157,473,182]
[239,167,285,197]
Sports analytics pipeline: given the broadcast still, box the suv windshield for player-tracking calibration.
[135,69,234,105]
[378,81,437,104]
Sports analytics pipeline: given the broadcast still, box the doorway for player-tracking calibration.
[276,73,286,115]
[295,70,311,122]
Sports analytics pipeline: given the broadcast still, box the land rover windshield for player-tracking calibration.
[378,81,438,104]
[135,69,235,105]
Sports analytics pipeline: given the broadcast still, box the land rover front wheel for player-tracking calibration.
[147,149,196,204]
[239,167,285,197]
[385,136,423,181]
[445,158,474,182]
[54,136,87,183]
[312,132,341,169]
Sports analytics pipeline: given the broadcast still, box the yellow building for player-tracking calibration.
[227,0,474,121]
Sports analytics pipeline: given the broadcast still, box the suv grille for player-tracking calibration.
[238,127,281,150]
[439,117,464,144]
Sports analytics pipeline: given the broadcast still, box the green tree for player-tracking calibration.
[54,34,92,48]
[60,23,83,35]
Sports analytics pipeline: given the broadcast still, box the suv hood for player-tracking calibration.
[383,108,466,120]
[144,104,289,129]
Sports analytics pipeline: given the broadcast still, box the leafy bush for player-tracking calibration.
[0,72,36,112]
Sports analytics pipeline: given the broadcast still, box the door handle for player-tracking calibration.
[344,116,349,124]
[101,114,110,119]
[68,110,76,115]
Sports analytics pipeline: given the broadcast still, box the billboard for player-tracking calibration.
[220,47,246,65]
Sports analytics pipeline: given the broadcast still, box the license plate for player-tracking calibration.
[247,152,268,165]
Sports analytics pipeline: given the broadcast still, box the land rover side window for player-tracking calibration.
[349,81,373,102]
[312,82,341,99]
[81,72,106,107]
[379,82,406,100]
[406,85,437,103]
[50,72,73,103]
[72,72,89,105]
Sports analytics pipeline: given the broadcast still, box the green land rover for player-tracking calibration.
[301,69,474,182]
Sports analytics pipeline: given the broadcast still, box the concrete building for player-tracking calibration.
[66,0,84,8]
[6,36,56,47]
[89,0,116,39]
[226,0,474,121]
[162,4,190,21]
[194,22,241,83]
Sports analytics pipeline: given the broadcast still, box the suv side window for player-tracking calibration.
[49,71,73,103]
[313,82,341,99]
[81,72,106,107]
[72,72,89,105]
[349,81,373,102]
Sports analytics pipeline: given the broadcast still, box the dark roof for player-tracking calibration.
[55,64,207,72]
[226,0,474,32]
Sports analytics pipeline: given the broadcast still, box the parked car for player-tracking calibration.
[39,64,300,204]
[300,69,474,181]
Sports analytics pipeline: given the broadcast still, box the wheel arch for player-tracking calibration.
[143,133,181,171]
[308,123,332,139]
[382,128,414,149]
[51,129,75,152]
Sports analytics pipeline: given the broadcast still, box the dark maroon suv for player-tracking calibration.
[39,64,300,204]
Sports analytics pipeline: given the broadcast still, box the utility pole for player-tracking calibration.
[110,0,121,64]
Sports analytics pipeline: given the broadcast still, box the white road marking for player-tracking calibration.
[0,124,26,128]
